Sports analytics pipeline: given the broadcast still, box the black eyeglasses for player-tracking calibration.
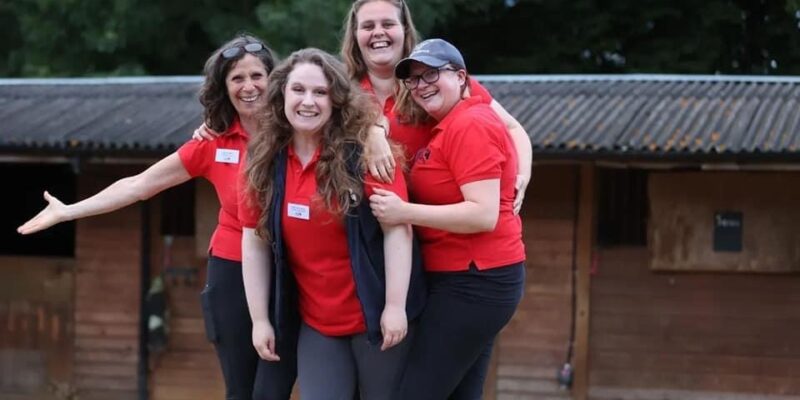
[221,43,265,59]
[402,67,457,89]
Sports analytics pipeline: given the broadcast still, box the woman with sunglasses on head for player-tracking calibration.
[17,34,296,400]
[368,39,526,400]
[341,0,532,214]
[238,48,425,400]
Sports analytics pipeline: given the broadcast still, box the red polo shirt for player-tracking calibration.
[239,145,408,337]
[359,77,493,163]
[409,96,525,272]
[178,118,247,262]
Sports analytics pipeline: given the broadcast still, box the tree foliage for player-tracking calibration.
[2,0,800,76]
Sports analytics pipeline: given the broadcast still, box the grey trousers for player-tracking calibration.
[297,322,414,400]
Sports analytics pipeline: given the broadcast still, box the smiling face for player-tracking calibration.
[284,63,332,137]
[225,54,268,121]
[355,1,405,75]
[407,61,465,121]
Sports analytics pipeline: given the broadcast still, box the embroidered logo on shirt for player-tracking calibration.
[415,147,431,164]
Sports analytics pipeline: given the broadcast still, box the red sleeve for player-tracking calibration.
[443,109,507,186]
[237,156,262,229]
[177,139,213,177]
[364,158,408,201]
[468,80,493,105]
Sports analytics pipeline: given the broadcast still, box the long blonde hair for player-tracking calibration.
[245,48,382,238]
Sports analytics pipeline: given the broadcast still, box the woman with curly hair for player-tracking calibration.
[17,34,297,400]
[238,48,426,400]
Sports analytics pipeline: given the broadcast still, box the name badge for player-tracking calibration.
[287,203,310,220]
[215,149,240,164]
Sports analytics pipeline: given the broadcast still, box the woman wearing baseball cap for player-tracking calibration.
[369,38,526,400]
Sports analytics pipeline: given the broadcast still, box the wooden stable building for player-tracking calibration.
[1,75,799,400]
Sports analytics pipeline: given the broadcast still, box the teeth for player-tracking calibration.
[240,95,258,102]
[371,41,389,49]
[298,110,318,117]
[421,91,436,99]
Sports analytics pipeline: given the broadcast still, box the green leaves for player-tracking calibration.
[4,0,800,76]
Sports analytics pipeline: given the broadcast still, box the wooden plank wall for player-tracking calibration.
[0,256,73,398]
[147,184,225,400]
[73,165,142,400]
[590,247,800,399]
[649,172,800,272]
[493,165,577,400]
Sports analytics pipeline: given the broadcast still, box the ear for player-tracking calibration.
[457,69,467,86]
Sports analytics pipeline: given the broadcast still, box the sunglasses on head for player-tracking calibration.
[221,43,265,59]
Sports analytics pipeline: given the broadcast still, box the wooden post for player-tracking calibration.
[573,163,595,400]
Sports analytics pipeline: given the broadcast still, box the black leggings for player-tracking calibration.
[201,256,297,400]
[394,262,525,400]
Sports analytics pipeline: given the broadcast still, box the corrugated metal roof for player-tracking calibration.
[479,75,800,159]
[0,77,203,156]
[3,75,800,160]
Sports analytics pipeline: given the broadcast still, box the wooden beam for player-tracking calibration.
[573,163,596,400]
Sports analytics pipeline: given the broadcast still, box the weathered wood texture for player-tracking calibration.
[0,256,74,397]
[649,172,800,272]
[73,165,142,400]
[147,208,225,400]
[194,179,218,258]
[573,164,596,400]
[590,247,800,398]
[493,166,577,400]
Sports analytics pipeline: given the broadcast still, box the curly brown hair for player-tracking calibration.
[245,48,383,238]
[198,34,277,133]
[341,0,419,82]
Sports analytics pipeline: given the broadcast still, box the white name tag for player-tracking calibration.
[287,203,310,220]
[215,148,240,164]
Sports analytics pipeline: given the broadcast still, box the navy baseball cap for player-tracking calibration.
[394,38,466,79]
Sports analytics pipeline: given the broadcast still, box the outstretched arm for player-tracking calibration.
[18,153,191,235]
[490,100,532,215]
[241,228,280,361]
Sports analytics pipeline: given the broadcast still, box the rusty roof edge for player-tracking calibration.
[0,76,203,86]
[475,74,800,84]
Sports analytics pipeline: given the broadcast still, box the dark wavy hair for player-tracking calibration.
[198,34,277,133]
[245,48,383,238]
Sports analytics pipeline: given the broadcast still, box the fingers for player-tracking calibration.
[368,162,381,182]
[255,338,280,362]
[380,328,407,351]
[513,193,524,215]
[377,163,393,183]
[513,174,528,215]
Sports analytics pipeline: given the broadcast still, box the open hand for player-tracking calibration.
[17,191,69,235]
